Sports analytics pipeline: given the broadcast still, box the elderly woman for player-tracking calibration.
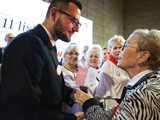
[94,35,129,100]
[61,43,82,114]
[75,29,160,120]
[82,44,103,94]
[62,43,79,88]
[106,35,125,64]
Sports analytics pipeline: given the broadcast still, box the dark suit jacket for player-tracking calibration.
[0,47,3,64]
[0,25,76,120]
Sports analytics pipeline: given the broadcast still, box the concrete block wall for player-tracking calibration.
[81,0,160,46]
[124,0,160,38]
[81,0,124,47]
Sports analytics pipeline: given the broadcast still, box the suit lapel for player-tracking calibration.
[31,25,63,84]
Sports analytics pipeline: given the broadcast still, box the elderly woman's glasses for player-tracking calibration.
[67,52,79,56]
[122,41,138,51]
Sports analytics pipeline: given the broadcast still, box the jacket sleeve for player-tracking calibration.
[83,98,112,120]
[0,34,76,120]
[63,82,75,106]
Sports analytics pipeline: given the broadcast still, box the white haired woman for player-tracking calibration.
[61,43,82,114]
[82,44,103,94]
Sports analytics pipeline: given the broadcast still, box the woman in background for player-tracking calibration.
[95,35,129,99]
[61,43,82,114]
[81,44,103,94]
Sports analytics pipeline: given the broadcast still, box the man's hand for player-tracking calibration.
[74,112,85,120]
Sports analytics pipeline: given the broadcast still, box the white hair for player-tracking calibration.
[63,43,79,55]
[107,35,125,49]
[86,44,103,67]
[132,29,160,71]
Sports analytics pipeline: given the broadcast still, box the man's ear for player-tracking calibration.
[51,7,56,16]
[138,51,150,65]
[51,7,59,21]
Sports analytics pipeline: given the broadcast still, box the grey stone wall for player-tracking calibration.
[124,0,160,38]
[81,0,124,47]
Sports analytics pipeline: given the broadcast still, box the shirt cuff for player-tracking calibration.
[82,98,101,112]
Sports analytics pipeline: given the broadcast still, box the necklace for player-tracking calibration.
[63,65,77,79]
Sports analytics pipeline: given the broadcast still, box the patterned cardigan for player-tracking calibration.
[83,72,160,120]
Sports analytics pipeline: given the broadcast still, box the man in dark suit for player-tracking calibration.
[0,0,82,120]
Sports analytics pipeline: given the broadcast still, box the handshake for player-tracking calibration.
[73,88,93,105]
[72,89,93,120]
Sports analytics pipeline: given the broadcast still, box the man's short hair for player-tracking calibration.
[46,0,82,18]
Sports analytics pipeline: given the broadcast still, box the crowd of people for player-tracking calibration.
[0,0,160,120]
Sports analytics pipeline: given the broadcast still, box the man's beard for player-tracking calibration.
[56,31,71,42]
[54,20,71,42]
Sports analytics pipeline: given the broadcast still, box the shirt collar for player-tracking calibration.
[40,24,55,47]
[128,69,153,86]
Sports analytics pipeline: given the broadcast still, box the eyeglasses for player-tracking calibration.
[58,9,81,28]
[122,41,138,51]
[67,51,79,56]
